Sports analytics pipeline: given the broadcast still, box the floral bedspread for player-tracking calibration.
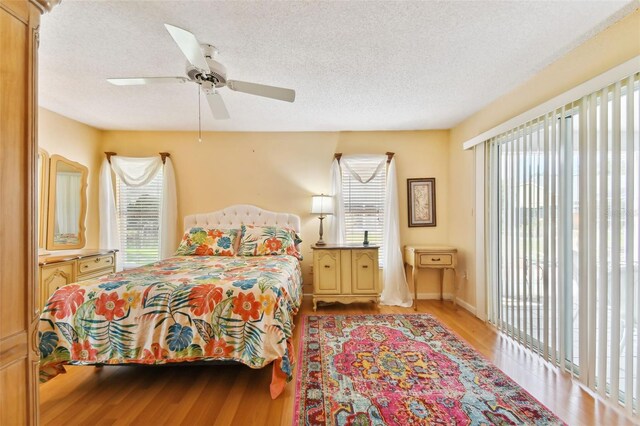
[39,255,302,392]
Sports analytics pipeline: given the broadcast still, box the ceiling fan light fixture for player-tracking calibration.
[106,23,296,121]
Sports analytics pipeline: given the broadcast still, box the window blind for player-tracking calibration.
[115,170,163,268]
[342,158,386,263]
[486,72,639,417]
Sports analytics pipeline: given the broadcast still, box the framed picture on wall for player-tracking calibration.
[407,178,436,227]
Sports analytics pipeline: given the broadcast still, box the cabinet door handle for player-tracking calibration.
[432,258,441,261]
[362,265,369,268]
[324,265,331,268]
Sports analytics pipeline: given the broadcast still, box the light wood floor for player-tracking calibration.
[40,299,633,426]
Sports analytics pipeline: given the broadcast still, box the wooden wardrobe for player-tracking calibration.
[1,1,58,424]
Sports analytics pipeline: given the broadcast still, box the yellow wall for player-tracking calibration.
[38,108,103,249]
[37,8,639,308]
[39,110,452,294]
[101,130,451,292]
[448,9,640,310]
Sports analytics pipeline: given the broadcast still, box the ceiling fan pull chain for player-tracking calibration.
[198,85,202,143]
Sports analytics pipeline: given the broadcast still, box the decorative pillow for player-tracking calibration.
[237,225,303,259]
[175,227,239,256]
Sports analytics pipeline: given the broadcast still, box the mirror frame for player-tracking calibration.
[38,148,50,250]
[46,154,88,250]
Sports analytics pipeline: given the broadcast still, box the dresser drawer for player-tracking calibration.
[76,270,111,282]
[40,262,75,310]
[78,254,115,276]
[418,253,453,267]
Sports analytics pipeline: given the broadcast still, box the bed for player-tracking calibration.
[38,205,303,398]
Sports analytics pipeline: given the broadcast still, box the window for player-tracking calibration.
[486,73,639,413]
[341,157,386,262]
[115,170,163,268]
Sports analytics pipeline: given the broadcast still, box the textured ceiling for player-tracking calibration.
[39,1,637,132]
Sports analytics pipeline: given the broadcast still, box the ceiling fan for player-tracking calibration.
[107,24,296,120]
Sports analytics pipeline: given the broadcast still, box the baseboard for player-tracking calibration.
[302,292,477,316]
[304,292,455,300]
[454,298,477,316]
[416,292,453,300]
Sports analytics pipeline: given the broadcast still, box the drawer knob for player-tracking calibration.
[82,264,89,269]
[324,265,331,269]
[95,258,101,263]
[432,258,441,261]
[362,265,369,268]
[106,259,112,264]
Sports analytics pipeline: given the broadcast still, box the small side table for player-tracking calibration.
[404,245,457,311]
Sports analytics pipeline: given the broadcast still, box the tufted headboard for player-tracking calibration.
[183,204,301,234]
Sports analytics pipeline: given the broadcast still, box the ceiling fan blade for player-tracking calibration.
[205,90,230,120]
[227,80,295,103]
[107,77,189,86]
[164,24,210,72]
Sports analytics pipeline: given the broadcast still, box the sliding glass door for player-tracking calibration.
[486,73,639,415]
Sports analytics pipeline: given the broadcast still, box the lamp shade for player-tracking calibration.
[311,194,334,215]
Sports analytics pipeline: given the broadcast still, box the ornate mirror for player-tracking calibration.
[38,149,50,252]
[46,155,88,250]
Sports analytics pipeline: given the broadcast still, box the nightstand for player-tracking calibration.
[404,245,457,310]
[311,244,380,311]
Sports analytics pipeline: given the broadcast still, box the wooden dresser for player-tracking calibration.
[39,249,117,310]
[311,244,380,311]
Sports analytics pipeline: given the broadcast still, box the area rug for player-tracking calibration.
[293,314,564,425]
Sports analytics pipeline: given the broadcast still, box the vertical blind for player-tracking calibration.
[486,72,639,416]
[342,158,386,263]
[115,169,163,268]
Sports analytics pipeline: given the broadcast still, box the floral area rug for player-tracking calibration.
[294,314,564,425]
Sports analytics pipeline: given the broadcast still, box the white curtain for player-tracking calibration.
[380,158,412,307]
[99,155,178,269]
[328,158,345,244]
[110,156,163,187]
[159,158,178,260]
[332,154,412,307]
[341,155,387,183]
[99,159,122,270]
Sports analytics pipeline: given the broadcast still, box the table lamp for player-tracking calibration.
[311,194,334,246]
